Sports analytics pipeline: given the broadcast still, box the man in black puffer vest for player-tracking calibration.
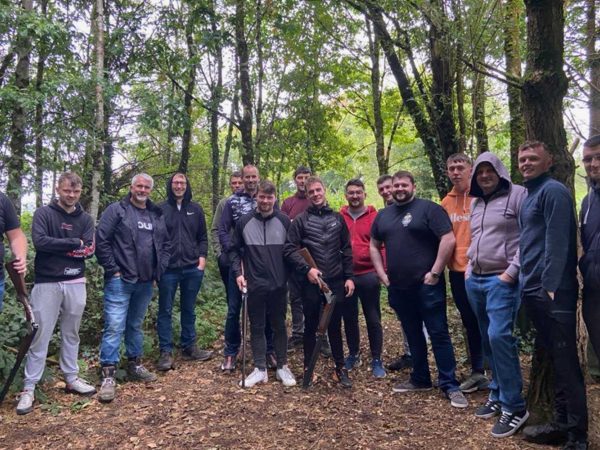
[284,176,355,388]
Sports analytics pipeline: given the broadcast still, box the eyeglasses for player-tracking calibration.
[582,154,600,164]
[172,181,187,185]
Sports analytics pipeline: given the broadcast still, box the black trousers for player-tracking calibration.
[583,285,600,367]
[523,288,588,442]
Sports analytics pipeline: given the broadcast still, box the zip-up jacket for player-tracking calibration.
[96,194,170,282]
[160,174,208,269]
[340,204,378,275]
[519,173,578,293]
[284,204,353,282]
[441,187,473,272]
[466,153,526,279]
[32,200,95,283]
[281,191,311,220]
[580,180,600,289]
[217,191,256,253]
[229,210,290,292]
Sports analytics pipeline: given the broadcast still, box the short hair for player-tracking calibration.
[131,173,154,188]
[257,180,276,195]
[376,174,392,186]
[518,140,549,154]
[57,172,82,188]
[230,171,242,180]
[584,135,600,149]
[447,153,472,166]
[392,170,415,185]
[242,164,259,177]
[293,165,312,178]
[345,178,365,191]
[171,172,187,182]
[305,176,324,190]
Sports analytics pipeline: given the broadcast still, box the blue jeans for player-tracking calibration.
[223,270,273,356]
[157,265,204,352]
[0,277,4,312]
[465,274,525,412]
[100,277,154,366]
[388,281,459,392]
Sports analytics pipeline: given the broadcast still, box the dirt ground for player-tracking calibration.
[0,305,598,450]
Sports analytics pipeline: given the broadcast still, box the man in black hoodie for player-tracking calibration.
[156,173,212,371]
[17,172,96,415]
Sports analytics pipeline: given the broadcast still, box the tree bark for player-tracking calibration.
[209,0,224,213]
[34,0,49,208]
[235,0,254,165]
[587,0,600,135]
[472,71,489,154]
[451,0,466,154]
[179,9,197,175]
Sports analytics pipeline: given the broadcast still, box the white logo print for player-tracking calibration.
[64,267,82,276]
[138,221,153,230]
[402,213,412,227]
[187,211,195,215]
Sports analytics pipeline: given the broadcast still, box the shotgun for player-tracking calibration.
[0,260,38,403]
[298,248,337,388]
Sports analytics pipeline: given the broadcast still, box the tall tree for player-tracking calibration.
[34,0,49,208]
[179,4,197,174]
[235,0,254,164]
[587,0,600,135]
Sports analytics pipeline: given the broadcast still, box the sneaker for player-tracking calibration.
[344,353,361,371]
[156,351,174,371]
[522,422,568,445]
[333,367,352,388]
[65,378,96,396]
[371,359,386,378]
[562,440,589,449]
[98,366,116,403]
[266,353,277,370]
[221,355,236,372]
[447,389,469,408]
[239,367,268,388]
[475,399,501,419]
[182,345,213,361]
[392,380,432,393]
[127,359,158,382]
[459,372,489,393]
[320,339,332,358]
[287,335,303,353]
[16,390,34,415]
[386,354,413,371]
[276,365,297,387]
[491,410,529,438]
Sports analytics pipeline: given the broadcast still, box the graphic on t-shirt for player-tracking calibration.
[138,221,153,230]
[402,213,412,227]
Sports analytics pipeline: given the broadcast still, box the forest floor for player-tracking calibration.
[0,303,598,450]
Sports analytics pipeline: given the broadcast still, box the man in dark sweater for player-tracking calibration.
[17,172,96,415]
[518,141,588,449]
[156,173,212,371]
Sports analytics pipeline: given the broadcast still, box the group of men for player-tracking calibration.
[0,138,598,449]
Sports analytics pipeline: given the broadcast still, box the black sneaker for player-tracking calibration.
[491,410,529,438]
[391,380,432,393]
[386,354,413,371]
[562,440,589,449]
[523,422,568,445]
[333,367,352,388]
[475,399,501,419]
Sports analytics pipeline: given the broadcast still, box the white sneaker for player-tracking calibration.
[65,377,96,396]
[276,365,297,387]
[239,368,268,388]
[16,390,34,415]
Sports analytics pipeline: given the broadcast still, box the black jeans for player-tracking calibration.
[288,276,304,339]
[247,287,288,370]
[217,253,230,300]
[583,285,600,367]
[523,288,588,442]
[302,279,346,368]
[449,271,484,374]
[343,272,383,360]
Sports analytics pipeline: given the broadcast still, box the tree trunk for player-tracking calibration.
[235,0,254,165]
[179,10,197,175]
[34,0,48,208]
[472,71,489,154]
[7,0,34,214]
[587,0,600,135]
[254,0,264,165]
[209,0,224,214]
[451,0,467,154]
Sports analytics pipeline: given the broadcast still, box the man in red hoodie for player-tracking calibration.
[340,179,386,378]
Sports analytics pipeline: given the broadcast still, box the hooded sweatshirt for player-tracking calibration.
[466,152,526,280]
[160,174,208,269]
[441,187,472,272]
[340,204,379,275]
[580,180,600,289]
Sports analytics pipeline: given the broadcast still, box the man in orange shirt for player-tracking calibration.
[441,153,487,393]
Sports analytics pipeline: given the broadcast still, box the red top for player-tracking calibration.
[340,204,382,275]
[281,191,311,220]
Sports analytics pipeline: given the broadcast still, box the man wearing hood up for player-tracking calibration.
[156,173,212,372]
[464,152,528,438]
[17,172,96,415]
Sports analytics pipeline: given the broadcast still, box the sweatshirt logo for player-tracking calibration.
[64,267,82,276]
[449,213,470,223]
[61,222,73,231]
[402,213,412,227]
[138,221,153,230]
[187,211,195,216]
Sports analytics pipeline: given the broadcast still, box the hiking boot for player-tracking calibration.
[182,344,213,361]
[127,359,157,382]
[287,335,303,353]
[98,366,116,403]
[276,365,297,387]
[563,440,589,449]
[459,372,489,393]
[16,390,34,415]
[239,368,268,388]
[447,389,469,408]
[65,378,96,396]
[491,410,529,438]
[320,339,332,358]
[333,367,352,388]
[221,355,236,372]
[392,380,433,393]
[156,351,174,371]
[386,354,413,371]
[475,399,501,419]
[266,352,277,370]
[522,422,568,445]
[371,359,386,379]
[344,353,361,371]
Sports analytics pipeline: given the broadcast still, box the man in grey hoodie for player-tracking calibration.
[464,152,529,438]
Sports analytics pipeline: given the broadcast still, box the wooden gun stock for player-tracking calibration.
[5,260,34,323]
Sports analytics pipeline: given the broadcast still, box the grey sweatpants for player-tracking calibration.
[23,282,86,390]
